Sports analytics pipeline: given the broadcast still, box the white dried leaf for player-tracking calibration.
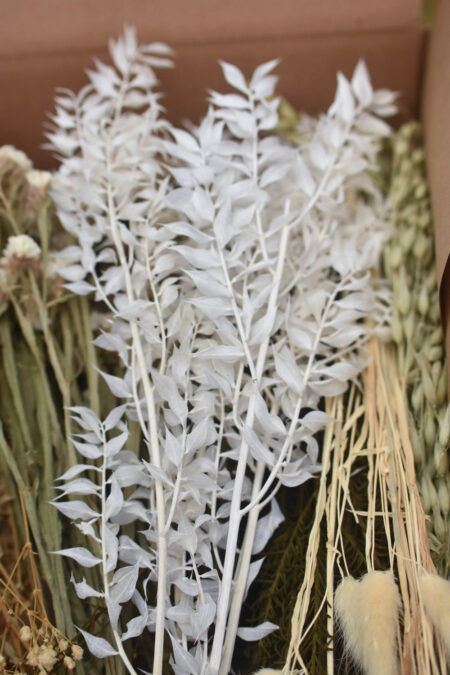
[77,628,118,658]
[351,60,373,106]
[254,394,286,435]
[56,463,100,482]
[330,72,355,122]
[106,428,128,457]
[57,477,100,497]
[71,574,104,599]
[250,59,280,88]
[121,613,148,640]
[244,558,265,600]
[70,407,101,433]
[219,62,248,93]
[70,439,102,460]
[252,500,284,554]
[237,621,278,641]
[53,547,101,567]
[274,349,304,395]
[110,564,139,604]
[105,475,124,520]
[51,500,99,521]
[103,405,128,432]
[99,370,132,398]
[196,345,244,363]
[243,425,275,466]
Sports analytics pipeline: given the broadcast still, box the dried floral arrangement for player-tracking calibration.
[0,25,448,675]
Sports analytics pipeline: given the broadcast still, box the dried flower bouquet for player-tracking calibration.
[0,26,402,675]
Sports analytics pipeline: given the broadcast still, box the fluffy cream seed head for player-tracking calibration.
[0,145,32,171]
[335,571,401,675]
[419,573,450,660]
[3,235,41,261]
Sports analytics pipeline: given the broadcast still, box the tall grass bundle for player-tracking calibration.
[283,336,447,674]
[0,146,125,671]
[383,122,449,575]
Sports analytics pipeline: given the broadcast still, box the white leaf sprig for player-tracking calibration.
[163,58,393,674]
[49,27,395,675]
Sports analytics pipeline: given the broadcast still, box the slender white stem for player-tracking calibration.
[209,224,290,674]
[100,429,138,675]
[145,238,167,374]
[105,179,167,675]
[219,274,354,673]
[218,246,257,380]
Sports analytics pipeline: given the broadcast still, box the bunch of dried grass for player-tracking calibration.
[0,147,129,673]
[382,122,449,575]
[245,121,448,674]
[284,336,446,674]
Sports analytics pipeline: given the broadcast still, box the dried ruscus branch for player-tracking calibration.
[49,28,395,674]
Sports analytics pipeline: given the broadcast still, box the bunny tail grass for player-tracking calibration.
[419,574,450,660]
[335,571,401,675]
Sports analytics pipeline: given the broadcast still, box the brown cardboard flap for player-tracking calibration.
[423,0,450,381]
[1,0,421,57]
[0,1,423,169]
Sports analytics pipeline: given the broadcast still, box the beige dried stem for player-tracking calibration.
[284,336,446,674]
[373,339,446,674]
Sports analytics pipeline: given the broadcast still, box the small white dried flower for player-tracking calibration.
[63,655,76,670]
[3,235,41,261]
[0,654,5,668]
[26,646,39,667]
[19,625,32,642]
[38,645,57,672]
[58,639,69,652]
[71,644,83,661]
[26,169,52,191]
[0,145,32,170]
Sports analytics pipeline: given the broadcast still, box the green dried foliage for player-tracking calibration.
[0,150,123,673]
[238,482,324,673]
[239,451,392,674]
[383,122,449,575]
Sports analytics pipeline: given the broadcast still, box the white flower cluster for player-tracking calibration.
[49,27,394,675]
[0,145,32,171]
[26,169,52,190]
[3,234,41,260]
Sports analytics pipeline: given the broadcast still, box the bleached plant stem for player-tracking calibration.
[99,428,138,675]
[106,182,167,675]
[210,224,290,673]
[220,272,349,673]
